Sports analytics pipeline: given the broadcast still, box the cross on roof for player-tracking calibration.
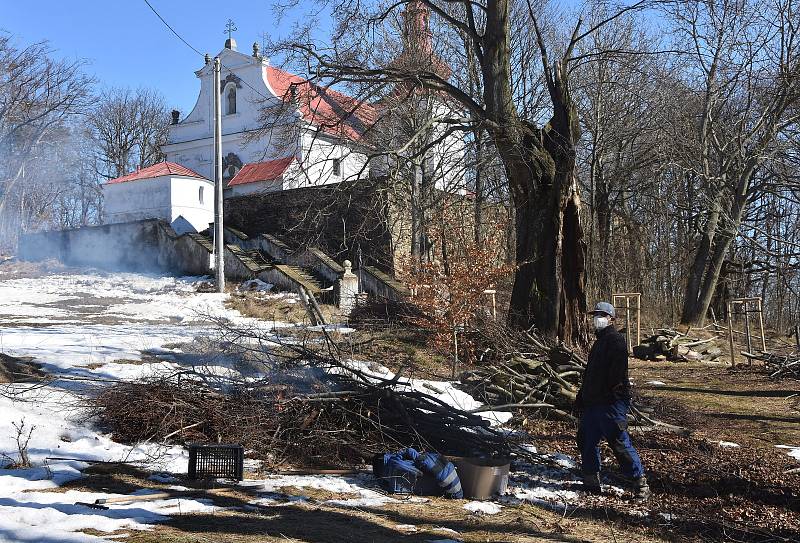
[224,19,237,41]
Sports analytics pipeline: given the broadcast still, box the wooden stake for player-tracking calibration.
[727,301,736,365]
[744,302,753,363]
[757,297,766,353]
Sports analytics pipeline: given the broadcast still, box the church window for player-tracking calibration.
[199,186,204,204]
[332,158,341,177]
[226,85,237,115]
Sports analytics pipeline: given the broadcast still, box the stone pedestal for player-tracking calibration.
[337,259,360,316]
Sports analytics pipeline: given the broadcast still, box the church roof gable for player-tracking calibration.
[265,67,377,142]
[104,162,207,185]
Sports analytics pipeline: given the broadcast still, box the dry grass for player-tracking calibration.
[630,359,800,447]
[341,328,452,380]
[0,353,46,383]
[0,258,67,279]
[226,291,342,325]
[64,464,664,543]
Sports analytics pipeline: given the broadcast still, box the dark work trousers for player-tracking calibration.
[577,400,644,479]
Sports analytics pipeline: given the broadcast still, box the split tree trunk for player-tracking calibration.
[483,0,588,345]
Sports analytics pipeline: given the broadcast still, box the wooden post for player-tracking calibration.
[452,326,459,379]
[795,324,800,354]
[744,302,753,362]
[757,297,767,353]
[626,296,632,354]
[612,293,641,354]
[636,294,641,350]
[727,301,736,365]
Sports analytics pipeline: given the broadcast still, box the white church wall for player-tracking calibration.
[226,177,283,198]
[169,177,215,232]
[103,177,172,225]
[293,129,367,189]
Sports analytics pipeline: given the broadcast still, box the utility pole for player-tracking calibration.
[213,56,225,292]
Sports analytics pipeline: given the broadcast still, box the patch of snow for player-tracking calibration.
[396,524,418,531]
[427,539,462,543]
[0,271,264,541]
[260,474,374,494]
[148,473,179,484]
[335,359,513,426]
[717,441,740,448]
[776,445,800,461]
[646,380,667,387]
[238,279,274,292]
[503,453,625,510]
[463,501,502,515]
[550,453,578,469]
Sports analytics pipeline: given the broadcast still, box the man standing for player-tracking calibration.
[575,301,650,501]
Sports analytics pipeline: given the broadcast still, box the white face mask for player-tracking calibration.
[593,315,611,331]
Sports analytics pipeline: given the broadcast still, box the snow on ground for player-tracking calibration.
[0,269,590,541]
[718,441,740,448]
[463,501,502,515]
[0,271,254,542]
[646,380,667,386]
[775,445,800,461]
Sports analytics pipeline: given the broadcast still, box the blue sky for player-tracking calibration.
[1,0,324,114]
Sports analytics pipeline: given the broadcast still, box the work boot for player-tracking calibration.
[582,472,602,495]
[632,476,651,502]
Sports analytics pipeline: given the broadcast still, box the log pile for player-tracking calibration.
[742,352,800,379]
[632,329,722,362]
[460,330,583,419]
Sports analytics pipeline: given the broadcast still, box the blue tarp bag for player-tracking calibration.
[373,450,423,494]
[373,448,463,498]
[416,452,463,498]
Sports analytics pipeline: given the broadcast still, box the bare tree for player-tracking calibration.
[669,0,800,325]
[0,34,92,248]
[87,87,170,179]
[265,0,659,343]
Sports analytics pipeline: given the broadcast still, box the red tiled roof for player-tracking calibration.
[227,157,296,187]
[105,162,206,185]
[265,67,377,142]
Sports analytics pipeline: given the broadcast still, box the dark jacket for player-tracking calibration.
[576,326,630,408]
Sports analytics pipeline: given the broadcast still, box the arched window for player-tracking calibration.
[226,85,236,115]
[198,186,204,204]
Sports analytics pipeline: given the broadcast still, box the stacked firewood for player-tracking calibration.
[632,329,722,361]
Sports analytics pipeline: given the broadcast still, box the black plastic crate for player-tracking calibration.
[187,444,244,480]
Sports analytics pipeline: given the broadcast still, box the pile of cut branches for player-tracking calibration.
[92,330,514,468]
[742,351,800,379]
[459,321,683,432]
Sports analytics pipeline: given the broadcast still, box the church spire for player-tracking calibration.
[403,0,433,54]
[393,0,450,80]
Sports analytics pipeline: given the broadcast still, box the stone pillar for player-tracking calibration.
[337,259,360,316]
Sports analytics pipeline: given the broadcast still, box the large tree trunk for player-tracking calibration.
[681,190,722,324]
[483,0,587,345]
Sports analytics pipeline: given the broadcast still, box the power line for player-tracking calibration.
[142,0,204,57]
[142,0,274,102]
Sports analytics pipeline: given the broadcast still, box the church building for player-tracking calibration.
[162,37,375,196]
[101,0,465,276]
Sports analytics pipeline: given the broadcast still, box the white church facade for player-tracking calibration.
[161,38,373,195]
